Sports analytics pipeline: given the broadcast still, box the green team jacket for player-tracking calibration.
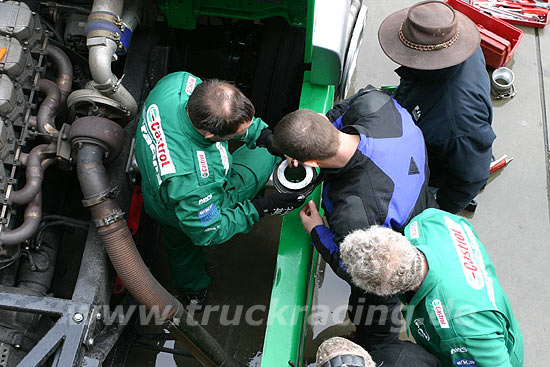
[402,208,523,367]
[134,72,266,246]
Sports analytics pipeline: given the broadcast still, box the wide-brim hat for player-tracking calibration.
[378,1,480,70]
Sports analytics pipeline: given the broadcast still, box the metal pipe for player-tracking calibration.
[122,0,143,32]
[87,0,138,119]
[1,191,42,245]
[71,116,239,367]
[91,0,123,14]
[36,79,60,139]
[45,45,73,110]
[10,144,54,205]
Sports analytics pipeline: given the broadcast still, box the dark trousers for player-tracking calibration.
[348,286,440,367]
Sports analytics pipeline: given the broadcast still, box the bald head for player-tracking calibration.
[187,79,255,137]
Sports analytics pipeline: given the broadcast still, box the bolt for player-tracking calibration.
[23,41,29,46]
[73,313,84,323]
[88,338,94,346]
[14,345,20,349]
[22,47,28,52]
[36,27,41,32]
[78,142,83,149]
[96,313,102,321]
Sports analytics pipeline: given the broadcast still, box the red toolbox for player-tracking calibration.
[446,0,524,68]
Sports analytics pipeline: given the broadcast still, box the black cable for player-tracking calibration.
[36,220,89,245]
[41,214,90,226]
[39,15,64,42]
[0,249,21,270]
[133,342,195,358]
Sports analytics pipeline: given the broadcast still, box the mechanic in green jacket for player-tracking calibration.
[302,206,523,366]
[134,72,303,305]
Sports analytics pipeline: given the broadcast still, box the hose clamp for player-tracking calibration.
[86,11,125,49]
[82,186,120,207]
[94,209,125,228]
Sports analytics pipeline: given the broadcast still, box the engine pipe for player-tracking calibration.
[1,191,42,245]
[71,116,239,367]
[45,45,73,109]
[36,79,60,139]
[10,144,55,206]
[86,0,138,119]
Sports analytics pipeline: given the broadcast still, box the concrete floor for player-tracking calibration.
[347,1,550,365]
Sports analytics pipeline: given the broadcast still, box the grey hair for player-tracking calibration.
[316,337,375,367]
[339,226,424,297]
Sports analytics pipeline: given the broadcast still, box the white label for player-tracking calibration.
[432,299,450,329]
[444,216,484,290]
[197,151,209,178]
[144,104,175,178]
[216,142,230,175]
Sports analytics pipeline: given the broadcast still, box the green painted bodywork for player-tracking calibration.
[155,0,308,30]
[261,72,334,367]
[153,0,315,62]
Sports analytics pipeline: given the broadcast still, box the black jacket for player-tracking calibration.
[393,47,496,214]
[311,86,436,282]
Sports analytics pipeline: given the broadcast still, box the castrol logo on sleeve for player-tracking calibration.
[431,299,450,328]
[146,104,176,176]
[444,216,484,290]
[197,151,209,178]
[185,76,197,95]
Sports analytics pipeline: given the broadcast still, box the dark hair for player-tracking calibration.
[187,79,255,137]
[273,109,339,162]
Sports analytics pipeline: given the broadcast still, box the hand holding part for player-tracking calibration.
[257,128,284,157]
[299,200,324,234]
[285,155,299,168]
[252,192,305,217]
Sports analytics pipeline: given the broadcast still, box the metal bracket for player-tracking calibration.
[124,138,139,185]
[93,209,125,228]
[56,123,73,162]
[81,186,120,208]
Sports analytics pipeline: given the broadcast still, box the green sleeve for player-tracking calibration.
[234,117,268,148]
[441,312,513,367]
[164,175,260,246]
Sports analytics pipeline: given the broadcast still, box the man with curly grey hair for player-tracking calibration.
[338,208,524,367]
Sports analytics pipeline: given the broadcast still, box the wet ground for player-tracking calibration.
[126,1,550,366]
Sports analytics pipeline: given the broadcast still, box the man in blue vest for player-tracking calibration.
[274,86,437,364]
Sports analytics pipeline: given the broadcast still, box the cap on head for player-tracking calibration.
[316,337,375,367]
